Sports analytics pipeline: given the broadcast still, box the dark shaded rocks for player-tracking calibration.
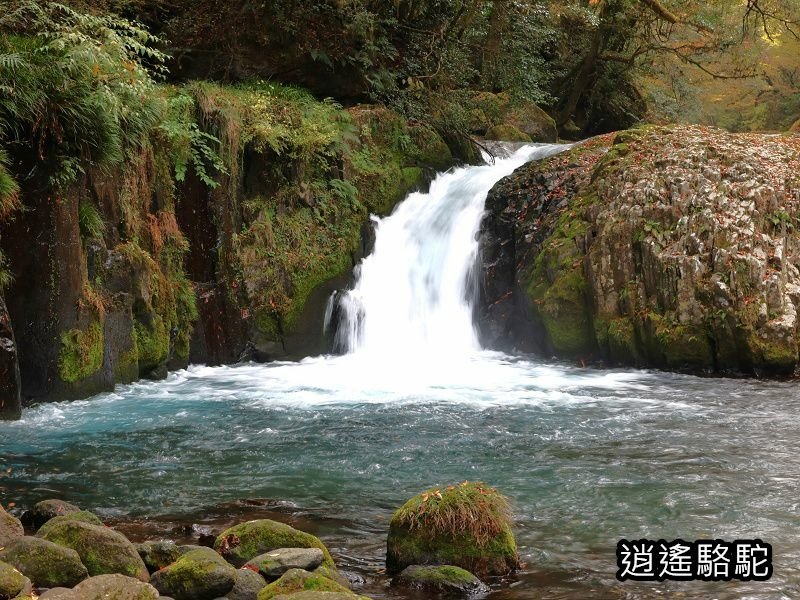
[0,560,30,600]
[135,540,183,573]
[149,547,236,600]
[37,519,148,581]
[228,567,267,600]
[20,499,82,531]
[246,548,324,580]
[479,125,800,375]
[0,295,20,421]
[0,536,88,588]
[0,507,22,546]
[393,565,488,596]
[213,520,335,571]
[470,93,557,143]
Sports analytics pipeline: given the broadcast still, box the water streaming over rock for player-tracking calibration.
[330,144,566,358]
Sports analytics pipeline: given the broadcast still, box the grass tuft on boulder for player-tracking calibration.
[386,481,520,577]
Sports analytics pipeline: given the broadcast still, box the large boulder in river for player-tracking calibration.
[386,481,520,578]
[479,125,800,375]
[37,519,148,581]
[228,567,268,600]
[149,546,236,600]
[214,520,335,570]
[246,547,324,579]
[21,499,82,531]
[470,92,557,143]
[0,536,88,587]
[0,506,23,545]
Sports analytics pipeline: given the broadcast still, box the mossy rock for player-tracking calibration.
[257,569,354,600]
[149,547,236,600]
[392,565,488,595]
[228,567,267,600]
[37,519,148,581]
[214,520,335,570]
[485,125,532,143]
[0,560,30,600]
[506,103,557,143]
[0,507,23,545]
[246,547,324,579]
[71,574,159,600]
[386,482,520,578]
[0,536,88,588]
[270,593,369,600]
[38,510,104,528]
[20,499,82,531]
[135,540,184,573]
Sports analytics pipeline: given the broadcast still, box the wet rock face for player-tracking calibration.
[479,125,800,375]
[0,295,20,420]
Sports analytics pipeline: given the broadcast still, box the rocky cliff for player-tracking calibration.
[479,125,800,375]
[0,84,452,415]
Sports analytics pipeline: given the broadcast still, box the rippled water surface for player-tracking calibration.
[2,355,799,599]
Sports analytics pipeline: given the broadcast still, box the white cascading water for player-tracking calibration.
[330,144,567,361]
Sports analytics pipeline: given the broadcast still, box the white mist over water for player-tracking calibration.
[331,144,567,360]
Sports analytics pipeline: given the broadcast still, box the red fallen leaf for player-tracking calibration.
[242,564,260,573]
[6,502,14,508]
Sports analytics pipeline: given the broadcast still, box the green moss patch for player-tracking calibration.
[257,568,352,600]
[58,320,104,384]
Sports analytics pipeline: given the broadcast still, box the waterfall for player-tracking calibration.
[330,144,567,359]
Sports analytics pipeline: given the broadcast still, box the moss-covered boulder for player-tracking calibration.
[392,565,488,596]
[228,567,268,600]
[246,548,324,580]
[479,125,800,375]
[71,574,159,600]
[386,481,520,578]
[270,593,367,600]
[257,569,354,600]
[214,520,335,570]
[469,92,556,142]
[37,519,148,581]
[485,125,532,143]
[0,535,88,588]
[0,507,22,546]
[149,546,236,600]
[39,511,104,528]
[0,560,30,600]
[20,499,82,531]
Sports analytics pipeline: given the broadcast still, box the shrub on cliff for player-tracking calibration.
[386,481,520,577]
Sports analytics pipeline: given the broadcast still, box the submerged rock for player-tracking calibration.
[0,536,88,588]
[37,519,148,581]
[246,548,324,579]
[386,481,520,578]
[479,125,800,375]
[393,565,488,595]
[213,520,335,570]
[20,499,82,531]
[149,546,236,600]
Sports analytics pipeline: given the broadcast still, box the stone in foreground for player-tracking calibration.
[386,481,520,578]
[270,593,369,600]
[71,574,159,600]
[246,547,324,579]
[214,519,334,570]
[0,506,23,545]
[393,565,488,595]
[20,499,81,531]
[0,535,89,588]
[135,540,183,573]
[257,568,352,600]
[0,560,30,599]
[149,546,236,600]
[37,519,148,581]
[228,566,268,600]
